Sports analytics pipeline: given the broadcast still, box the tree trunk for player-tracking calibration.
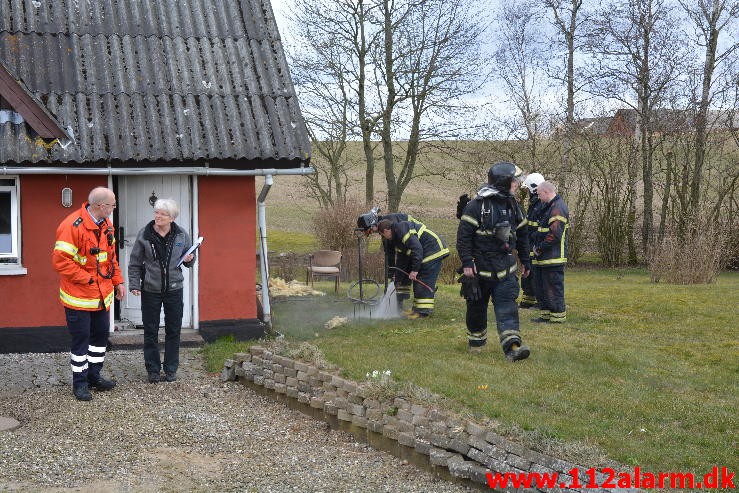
[689,1,721,212]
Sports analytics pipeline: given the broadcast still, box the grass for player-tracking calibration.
[203,268,739,477]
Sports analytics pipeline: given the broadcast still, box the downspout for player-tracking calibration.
[257,175,273,330]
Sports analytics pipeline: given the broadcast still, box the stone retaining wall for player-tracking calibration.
[222,346,639,493]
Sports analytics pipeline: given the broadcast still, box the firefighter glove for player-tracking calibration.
[458,274,482,302]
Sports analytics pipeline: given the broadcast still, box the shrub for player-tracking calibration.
[311,199,366,252]
[648,215,726,284]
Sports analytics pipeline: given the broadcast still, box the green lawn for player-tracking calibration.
[205,268,739,476]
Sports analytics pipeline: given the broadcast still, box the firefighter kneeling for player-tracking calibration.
[456,162,531,361]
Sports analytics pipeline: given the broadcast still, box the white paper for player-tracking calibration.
[177,237,203,267]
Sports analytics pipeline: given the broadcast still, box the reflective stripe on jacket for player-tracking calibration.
[389,220,449,273]
[379,213,420,272]
[532,195,569,266]
[52,203,124,311]
[456,192,529,276]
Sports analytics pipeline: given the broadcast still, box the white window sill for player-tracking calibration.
[0,265,28,275]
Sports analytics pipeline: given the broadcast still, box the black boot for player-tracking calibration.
[506,344,531,362]
[73,383,92,401]
[88,376,117,391]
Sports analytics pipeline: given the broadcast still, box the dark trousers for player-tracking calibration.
[520,266,538,306]
[412,259,443,315]
[533,265,566,322]
[141,289,184,375]
[65,307,110,388]
[466,274,522,353]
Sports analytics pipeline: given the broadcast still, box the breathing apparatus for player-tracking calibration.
[357,206,381,232]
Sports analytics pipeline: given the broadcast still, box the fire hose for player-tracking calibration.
[388,266,433,292]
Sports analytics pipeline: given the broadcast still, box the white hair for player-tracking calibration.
[88,186,113,204]
[153,198,180,219]
[537,181,557,194]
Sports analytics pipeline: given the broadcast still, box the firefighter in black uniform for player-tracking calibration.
[375,218,449,318]
[456,162,531,361]
[357,208,423,310]
[531,181,569,323]
[519,172,545,308]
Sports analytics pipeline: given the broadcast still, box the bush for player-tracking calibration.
[311,199,366,252]
[648,217,726,284]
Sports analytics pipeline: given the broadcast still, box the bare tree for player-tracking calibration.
[544,0,585,176]
[374,0,487,211]
[585,0,685,258]
[678,0,739,212]
[492,0,551,170]
[289,0,487,212]
[288,0,383,206]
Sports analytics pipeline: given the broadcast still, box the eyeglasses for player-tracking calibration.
[99,203,116,208]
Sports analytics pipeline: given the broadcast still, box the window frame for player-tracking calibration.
[0,176,26,275]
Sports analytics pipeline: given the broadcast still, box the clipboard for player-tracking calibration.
[177,237,203,267]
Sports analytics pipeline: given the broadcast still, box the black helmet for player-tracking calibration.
[487,162,522,192]
[357,206,380,230]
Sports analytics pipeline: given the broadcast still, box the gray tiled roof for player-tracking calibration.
[0,0,311,167]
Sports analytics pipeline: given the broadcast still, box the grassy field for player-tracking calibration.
[205,268,739,477]
[238,165,739,477]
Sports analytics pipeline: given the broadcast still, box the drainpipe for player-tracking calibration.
[257,175,273,330]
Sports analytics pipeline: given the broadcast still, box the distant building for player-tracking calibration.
[555,108,737,138]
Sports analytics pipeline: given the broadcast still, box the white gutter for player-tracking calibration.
[257,175,273,328]
[1,166,314,177]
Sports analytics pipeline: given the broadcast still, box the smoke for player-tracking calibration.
[270,283,403,340]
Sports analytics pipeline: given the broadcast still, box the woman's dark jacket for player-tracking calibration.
[128,221,194,294]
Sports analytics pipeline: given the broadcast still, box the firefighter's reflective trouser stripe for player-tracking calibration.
[412,258,443,315]
[65,307,110,387]
[465,274,522,352]
[533,265,566,323]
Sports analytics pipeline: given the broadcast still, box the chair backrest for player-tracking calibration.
[311,250,342,267]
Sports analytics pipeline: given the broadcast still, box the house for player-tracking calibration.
[0,0,311,352]
[557,108,737,139]
[606,108,737,137]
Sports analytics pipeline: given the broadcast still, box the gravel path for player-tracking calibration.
[0,349,475,492]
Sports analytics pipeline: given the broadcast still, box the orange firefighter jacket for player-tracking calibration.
[52,202,124,311]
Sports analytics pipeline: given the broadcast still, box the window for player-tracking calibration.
[0,176,25,274]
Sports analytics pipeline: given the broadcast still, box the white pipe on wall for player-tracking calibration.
[257,174,273,328]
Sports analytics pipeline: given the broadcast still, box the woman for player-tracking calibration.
[128,198,195,383]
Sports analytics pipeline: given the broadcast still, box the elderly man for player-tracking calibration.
[52,186,126,401]
[531,181,570,324]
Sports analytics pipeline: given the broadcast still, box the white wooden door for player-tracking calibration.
[118,176,192,327]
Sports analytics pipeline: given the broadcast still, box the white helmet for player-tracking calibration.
[522,172,545,192]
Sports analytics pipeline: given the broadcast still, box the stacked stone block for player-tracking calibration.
[222,347,640,493]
